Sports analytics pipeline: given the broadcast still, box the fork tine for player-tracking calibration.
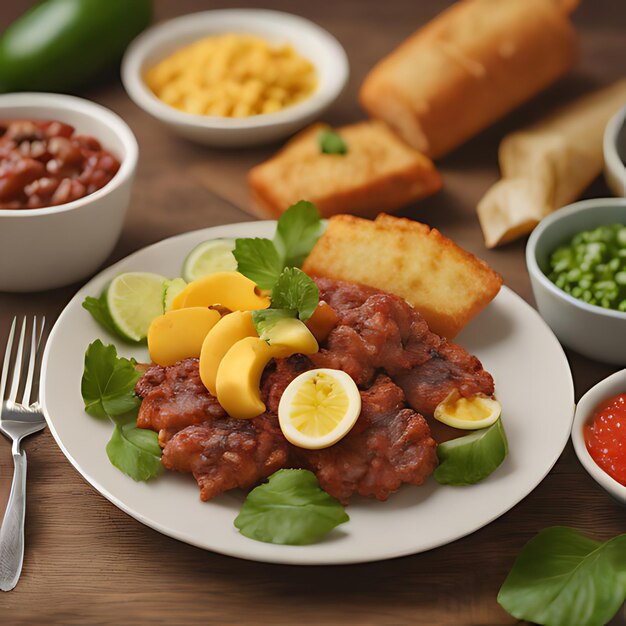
[0,317,17,403]
[31,317,46,405]
[8,317,27,404]
[20,317,39,406]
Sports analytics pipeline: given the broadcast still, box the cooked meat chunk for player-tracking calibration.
[161,413,289,501]
[135,358,226,432]
[312,276,494,414]
[293,375,437,503]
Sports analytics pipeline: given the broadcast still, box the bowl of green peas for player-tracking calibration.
[526,197,626,364]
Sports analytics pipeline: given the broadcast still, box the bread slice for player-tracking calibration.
[302,213,502,339]
[248,121,442,218]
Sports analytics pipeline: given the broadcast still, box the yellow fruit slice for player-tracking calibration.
[434,392,501,430]
[278,369,361,450]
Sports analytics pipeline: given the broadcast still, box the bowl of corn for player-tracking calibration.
[121,9,349,147]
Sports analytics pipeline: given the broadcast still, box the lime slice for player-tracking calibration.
[106,272,167,342]
[182,239,237,282]
[278,369,361,449]
[434,393,501,430]
[162,277,187,312]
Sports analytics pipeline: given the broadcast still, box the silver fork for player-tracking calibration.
[0,316,46,592]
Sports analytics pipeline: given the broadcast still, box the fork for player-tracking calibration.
[0,316,46,592]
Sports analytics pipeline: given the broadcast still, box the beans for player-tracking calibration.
[547,224,626,312]
[0,118,121,209]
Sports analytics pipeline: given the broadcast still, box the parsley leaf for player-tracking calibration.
[234,469,349,545]
[251,308,296,340]
[233,237,283,290]
[318,130,348,155]
[81,340,141,419]
[106,413,163,482]
[498,527,626,626]
[273,201,324,268]
[82,294,120,338]
[271,268,319,321]
[433,418,508,485]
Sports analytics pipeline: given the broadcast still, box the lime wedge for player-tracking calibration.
[162,277,187,312]
[106,272,167,342]
[182,239,237,282]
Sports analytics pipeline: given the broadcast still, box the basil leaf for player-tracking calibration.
[251,308,296,340]
[434,417,508,485]
[273,201,323,268]
[271,268,319,321]
[498,527,626,626]
[234,469,349,545]
[106,414,163,481]
[233,237,283,290]
[81,340,141,419]
[82,294,120,338]
[318,130,348,155]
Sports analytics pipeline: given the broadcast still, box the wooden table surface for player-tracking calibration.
[1,1,625,624]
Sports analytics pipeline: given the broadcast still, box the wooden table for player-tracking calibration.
[1,1,625,624]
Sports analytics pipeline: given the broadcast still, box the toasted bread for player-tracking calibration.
[248,121,442,218]
[302,214,502,339]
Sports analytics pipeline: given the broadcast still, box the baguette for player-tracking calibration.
[302,214,502,339]
[248,121,442,218]
[360,0,579,159]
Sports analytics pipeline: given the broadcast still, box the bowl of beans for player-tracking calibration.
[526,197,626,364]
[121,9,349,147]
[0,92,138,292]
[571,368,626,505]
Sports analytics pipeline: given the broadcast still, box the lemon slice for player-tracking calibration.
[106,272,167,342]
[278,369,361,450]
[434,392,501,430]
[182,239,237,282]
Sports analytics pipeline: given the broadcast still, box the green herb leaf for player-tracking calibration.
[82,294,120,338]
[271,268,319,321]
[234,469,349,545]
[251,308,296,340]
[318,130,348,155]
[274,201,323,268]
[81,340,141,419]
[106,414,163,481]
[233,237,284,290]
[434,417,508,485]
[498,527,626,626]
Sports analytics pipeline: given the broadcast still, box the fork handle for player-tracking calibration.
[0,449,26,592]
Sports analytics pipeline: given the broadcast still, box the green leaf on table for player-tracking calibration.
[318,129,348,156]
[271,267,319,321]
[233,237,283,290]
[234,469,349,545]
[251,308,296,340]
[273,201,323,268]
[82,294,120,338]
[81,340,141,419]
[433,417,508,485]
[106,413,163,481]
[498,527,626,626]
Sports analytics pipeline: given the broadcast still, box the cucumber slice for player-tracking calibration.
[182,239,237,282]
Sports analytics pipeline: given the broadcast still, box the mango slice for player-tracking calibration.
[148,307,221,366]
[199,310,258,396]
[172,271,270,312]
[266,318,318,357]
[216,337,279,419]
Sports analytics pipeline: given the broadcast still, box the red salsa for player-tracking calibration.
[584,393,626,485]
[0,119,121,210]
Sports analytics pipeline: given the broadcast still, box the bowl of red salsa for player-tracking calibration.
[572,368,626,504]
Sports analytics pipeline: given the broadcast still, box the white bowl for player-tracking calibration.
[604,105,626,197]
[0,93,138,292]
[526,198,626,364]
[121,9,349,147]
[571,369,626,505]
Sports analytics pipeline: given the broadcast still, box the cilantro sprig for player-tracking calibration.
[81,340,162,481]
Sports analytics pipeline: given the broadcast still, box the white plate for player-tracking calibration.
[41,221,575,565]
